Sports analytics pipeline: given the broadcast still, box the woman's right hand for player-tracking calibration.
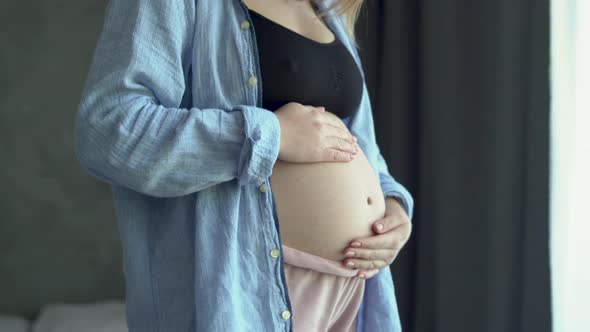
[274,102,359,163]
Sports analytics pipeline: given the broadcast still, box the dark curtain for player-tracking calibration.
[356,1,551,331]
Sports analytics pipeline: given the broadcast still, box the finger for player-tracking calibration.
[349,222,411,250]
[321,148,354,162]
[372,214,409,235]
[305,104,324,111]
[357,268,380,279]
[373,199,411,234]
[347,232,393,250]
[343,247,394,262]
[343,258,388,270]
[344,247,397,266]
[326,135,358,155]
[318,134,356,162]
[321,122,356,144]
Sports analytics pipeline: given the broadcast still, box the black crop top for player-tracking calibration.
[248,8,363,119]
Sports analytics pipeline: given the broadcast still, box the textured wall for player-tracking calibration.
[0,1,125,319]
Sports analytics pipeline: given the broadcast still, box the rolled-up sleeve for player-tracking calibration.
[377,147,415,221]
[74,0,281,197]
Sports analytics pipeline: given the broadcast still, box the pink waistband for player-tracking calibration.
[281,244,358,278]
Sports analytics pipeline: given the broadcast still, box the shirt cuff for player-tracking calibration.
[382,183,414,221]
[237,105,282,186]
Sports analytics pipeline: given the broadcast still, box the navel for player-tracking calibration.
[366,195,372,205]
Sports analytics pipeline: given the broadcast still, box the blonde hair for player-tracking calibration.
[315,0,364,48]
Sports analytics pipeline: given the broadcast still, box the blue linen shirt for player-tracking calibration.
[73,0,415,331]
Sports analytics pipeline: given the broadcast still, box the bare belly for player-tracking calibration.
[270,143,386,262]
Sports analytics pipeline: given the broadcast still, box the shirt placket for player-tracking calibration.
[237,2,293,331]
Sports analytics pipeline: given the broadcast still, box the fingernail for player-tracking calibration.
[345,250,355,257]
[350,242,361,247]
[376,223,384,232]
[346,261,355,267]
[358,273,366,279]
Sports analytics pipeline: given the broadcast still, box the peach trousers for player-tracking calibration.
[282,244,366,332]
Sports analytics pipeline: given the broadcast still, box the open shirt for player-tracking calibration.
[74,0,415,331]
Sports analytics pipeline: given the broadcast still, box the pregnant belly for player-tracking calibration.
[269,146,386,262]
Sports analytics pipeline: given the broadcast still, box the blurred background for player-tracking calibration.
[0,0,587,331]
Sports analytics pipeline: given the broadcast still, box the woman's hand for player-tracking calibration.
[274,102,359,163]
[341,197,412,279]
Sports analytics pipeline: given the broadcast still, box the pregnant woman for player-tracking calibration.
[74,0,414,331]
[245,0,398,330]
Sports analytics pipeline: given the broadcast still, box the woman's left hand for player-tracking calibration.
[341,197,412,279]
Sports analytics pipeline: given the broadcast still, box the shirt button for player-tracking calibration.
[248,76,258,86]
[240,20,251,30]
[281,309,291,320]
[270,248,280,258]
[259,183,268,192]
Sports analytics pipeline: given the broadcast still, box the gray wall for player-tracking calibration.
[0,1,124,319]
